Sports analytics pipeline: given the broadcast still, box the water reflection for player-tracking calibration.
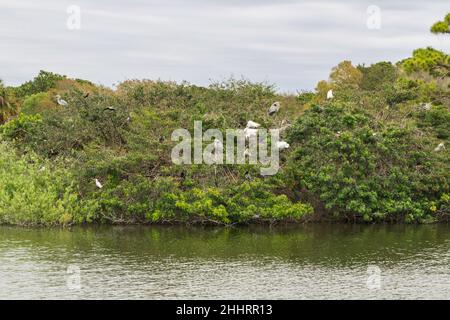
[1,224,450,299]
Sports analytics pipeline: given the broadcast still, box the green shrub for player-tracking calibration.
[287,102,449,222]
[0,142,97,226]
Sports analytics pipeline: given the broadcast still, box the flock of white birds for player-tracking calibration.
[54,94,445,188]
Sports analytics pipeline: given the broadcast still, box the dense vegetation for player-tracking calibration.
[0,16,448,226]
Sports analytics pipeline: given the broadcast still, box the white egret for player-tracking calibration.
[55,95,68,106]
[246,120,261,128]
[276,141,290,149]
[327,90,333,99]
[95,178,103,189]
[268,102,280,116]
[434,142,445,152]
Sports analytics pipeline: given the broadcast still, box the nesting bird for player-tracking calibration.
[55,95,68,106]
[246,120,261,128]
[95,179,103,189]
[434,142,445,152]
[276,141,290,150]
[268,102,280,116]
[327,90,333,100]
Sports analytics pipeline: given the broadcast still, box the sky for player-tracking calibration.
[0,0,448,92]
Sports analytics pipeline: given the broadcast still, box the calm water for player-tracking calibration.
[1,224,450,299]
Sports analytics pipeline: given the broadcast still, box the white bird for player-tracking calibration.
[268,102,280,116]
[246,120,261,128]
[434,142,445,152]
[95,178,103,189]
[327,90,333,99]
[55,95,68,106]
[243,148,251,157]
[244,127,258,139]
[276,141,290,150]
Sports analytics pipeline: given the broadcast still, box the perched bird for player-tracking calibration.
[104,106,116,111]
[268,102,280,116]
[95,178,103,189]
[327,90,333,99]
[55,95,68,106]
[244,127,258,139]
[434,142,445,152]
[276,141,290,150]
[246,120,261,128]
[243,148,251,157]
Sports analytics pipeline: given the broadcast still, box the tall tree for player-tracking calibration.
[430,13,450,34]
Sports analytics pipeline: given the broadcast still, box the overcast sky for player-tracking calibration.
[0,0,448,92]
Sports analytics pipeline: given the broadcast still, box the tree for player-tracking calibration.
[15,70,66,98]
[430,13,450,34]
[314,80,331,98]
[329,60,363,89]
[401,47,450,78]
[358,62,397,91]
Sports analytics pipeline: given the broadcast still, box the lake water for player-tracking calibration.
[1,224,450,299]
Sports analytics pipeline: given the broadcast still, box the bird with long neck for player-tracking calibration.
[55,95,68,106]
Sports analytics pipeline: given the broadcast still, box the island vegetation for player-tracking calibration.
[0,14,448,226]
